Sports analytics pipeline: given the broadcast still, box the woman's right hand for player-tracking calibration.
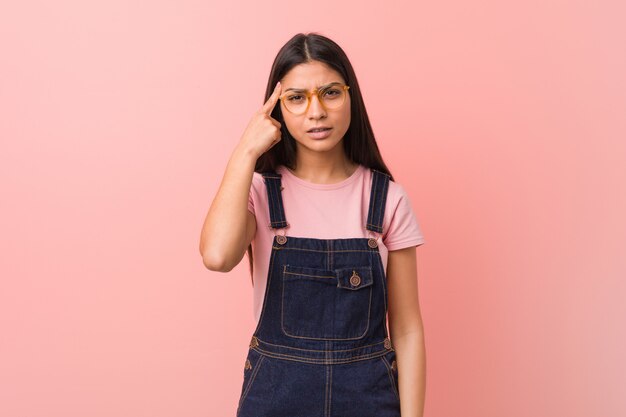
[237,81,284,160]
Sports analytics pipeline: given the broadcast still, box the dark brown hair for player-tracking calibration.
[247,32,394,283]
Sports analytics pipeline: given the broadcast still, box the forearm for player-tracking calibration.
[199,145,257,271]
[394,329,426,417]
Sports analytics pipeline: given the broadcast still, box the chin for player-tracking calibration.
[300,138,342,152]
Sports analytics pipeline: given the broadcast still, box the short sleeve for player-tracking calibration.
[383,183,425,251]
[248,172,263,216]
[248,185,255,215]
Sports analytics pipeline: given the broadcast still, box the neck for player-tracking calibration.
[289,147,358,185]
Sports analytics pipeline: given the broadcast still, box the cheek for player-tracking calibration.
[282,116,303,138]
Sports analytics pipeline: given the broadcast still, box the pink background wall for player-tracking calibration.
[1,1,624,416]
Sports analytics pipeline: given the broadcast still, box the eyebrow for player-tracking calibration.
[284,82,342,93]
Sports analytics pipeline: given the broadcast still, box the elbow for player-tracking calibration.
[202,251,228,272]
[202,250,236,272]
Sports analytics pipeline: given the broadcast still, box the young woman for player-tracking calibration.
[200,33,426,417]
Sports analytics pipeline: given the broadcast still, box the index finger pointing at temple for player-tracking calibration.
[260,81,282,115]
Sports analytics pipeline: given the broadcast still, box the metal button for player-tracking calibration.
[391,360,397,371]
[244,359,252,370]
[384,337,392,350]
[368,238,378,248]
[350,270,361,287]
[349,271,361,287]
[250,336,259,348]
[276,235,287,245]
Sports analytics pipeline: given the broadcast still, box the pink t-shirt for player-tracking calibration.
[247,164,425,324]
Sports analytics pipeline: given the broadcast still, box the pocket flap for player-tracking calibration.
[335,266,374,290]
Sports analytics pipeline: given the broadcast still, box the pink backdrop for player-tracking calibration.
[1,1,625,416]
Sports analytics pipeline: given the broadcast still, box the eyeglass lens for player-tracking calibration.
[282,85,347,114]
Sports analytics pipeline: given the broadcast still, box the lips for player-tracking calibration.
[306,127,333,139]
[307,126,332,132]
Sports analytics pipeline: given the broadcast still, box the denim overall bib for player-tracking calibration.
[237,168,401,417]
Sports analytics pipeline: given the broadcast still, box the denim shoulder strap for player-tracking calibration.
[366,169,391,233]
[260,170,288,229]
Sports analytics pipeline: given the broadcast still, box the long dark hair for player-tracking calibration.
[247,32,395,283]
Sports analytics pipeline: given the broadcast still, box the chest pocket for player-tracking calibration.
[281,264,374,340]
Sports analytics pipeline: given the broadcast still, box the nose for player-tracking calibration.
[307,94,327,119]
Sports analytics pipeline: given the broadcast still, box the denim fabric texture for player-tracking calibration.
[236,168,401,417]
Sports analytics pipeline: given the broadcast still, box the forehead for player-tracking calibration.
[280,61,345,90]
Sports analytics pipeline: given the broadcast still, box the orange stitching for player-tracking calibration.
[253,336,386,352]
[252,346,389,364]
[272,247,378,253]
[249,249,277,336]
[381,355,400,401]
[237,354,266,414]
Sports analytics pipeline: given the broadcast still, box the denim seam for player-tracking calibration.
[367,171,387,232]
[367,169,379,231]
[275,177,287,225]
[327,363,333,417]
[273,179,286,225]
[284,265,335,275]
[376,174,388,230]
[372,173,384,231]
[373,250,389,336]
[272,247,379,253]
[266,178,277,226]
[250,249,277,337]
[253,337,386,352]
[266,178,288,228]
[251,347,389,364]
[237,354,266,414]
[324,358,332,417]
[284,271,335,279]
[381,355,400,401]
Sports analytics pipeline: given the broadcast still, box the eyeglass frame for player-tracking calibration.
[278,83,350,115]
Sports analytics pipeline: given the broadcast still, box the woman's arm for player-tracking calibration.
[387,246,426,417]
[199,146,257,272]
[199,81,283,272]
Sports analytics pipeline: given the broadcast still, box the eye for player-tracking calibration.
[323,88,341,97]
[287,94,305,102]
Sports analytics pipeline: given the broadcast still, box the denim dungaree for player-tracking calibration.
[237,168,401,417]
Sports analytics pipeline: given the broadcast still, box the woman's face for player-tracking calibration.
[279,61,351,155]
